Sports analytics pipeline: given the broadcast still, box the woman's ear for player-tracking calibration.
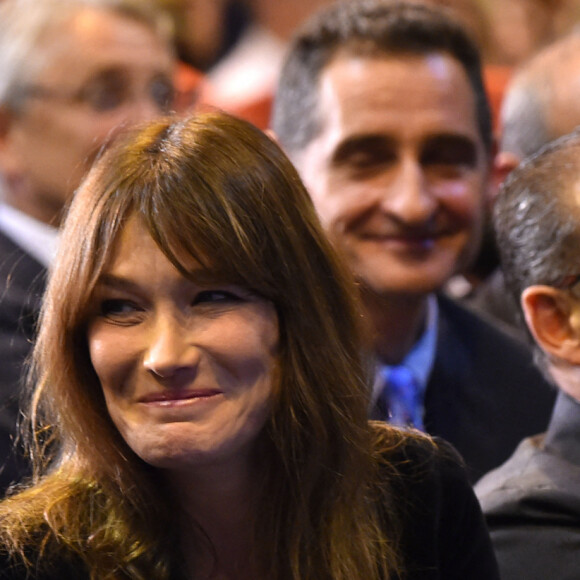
[521,285,580,365]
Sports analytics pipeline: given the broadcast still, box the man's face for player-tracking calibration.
[293,52,490,299]
[0,8,175,224]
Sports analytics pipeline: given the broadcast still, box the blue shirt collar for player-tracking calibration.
[372,294,438,405]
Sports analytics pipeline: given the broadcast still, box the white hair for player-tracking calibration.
[0,0,174,111]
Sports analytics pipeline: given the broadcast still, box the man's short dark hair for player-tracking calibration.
[495,129,580,305]
[494,129,580,369]
[272,0,492,155]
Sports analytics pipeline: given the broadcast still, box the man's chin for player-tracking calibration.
[349,252,457,295]
[356,272,449,300]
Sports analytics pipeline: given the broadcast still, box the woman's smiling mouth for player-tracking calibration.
[138,389,223,407]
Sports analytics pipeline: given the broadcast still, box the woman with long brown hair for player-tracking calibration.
[0,111,498,579]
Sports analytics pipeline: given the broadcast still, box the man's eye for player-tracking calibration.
[150,77,175,112]
[79,83,125,112]
[333,137,396,174]
[347,151,384,169]
[421,138,478,169]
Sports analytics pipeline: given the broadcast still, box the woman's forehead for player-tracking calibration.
[99,215,233,285]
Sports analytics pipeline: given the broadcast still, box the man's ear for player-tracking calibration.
[486,149,521,208]
[521,285,580,365]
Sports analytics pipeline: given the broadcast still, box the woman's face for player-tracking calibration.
[86,216,279,474]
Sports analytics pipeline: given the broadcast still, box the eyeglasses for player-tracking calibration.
[21,73,175,114]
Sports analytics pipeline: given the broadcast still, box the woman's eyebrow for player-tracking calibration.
[95,274,140,292]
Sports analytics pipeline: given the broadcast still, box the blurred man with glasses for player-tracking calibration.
[0,0,177,493]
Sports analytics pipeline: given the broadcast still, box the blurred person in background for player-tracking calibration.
[158,0,249,72]
[200,0,334,129]
[0,0,178,494]
[483,0,579,67]
[465,28,580,333]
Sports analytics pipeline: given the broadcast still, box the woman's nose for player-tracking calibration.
[143,316,199,379]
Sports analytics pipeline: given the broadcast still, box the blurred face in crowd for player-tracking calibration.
[87,217,279,475]
[294,52,490,299]
[0,7,175,225]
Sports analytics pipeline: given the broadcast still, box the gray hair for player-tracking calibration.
[0,0,174,112]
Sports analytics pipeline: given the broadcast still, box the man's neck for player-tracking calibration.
[362,288,429,365]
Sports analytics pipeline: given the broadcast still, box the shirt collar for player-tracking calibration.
[0,204,59,268]
[372,294,439,404]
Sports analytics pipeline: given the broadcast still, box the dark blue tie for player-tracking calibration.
[379,366,424,431]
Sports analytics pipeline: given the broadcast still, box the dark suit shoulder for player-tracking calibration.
[0,231,46,294]
[426,294,556,481]
[0,230,46,331]
[475,436,580,580]
[476,434,580,518]
[0,232,47,494]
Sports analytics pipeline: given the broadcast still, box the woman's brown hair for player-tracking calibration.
[0,111,403,579]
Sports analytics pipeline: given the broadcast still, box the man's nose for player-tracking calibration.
[380,159,438,224]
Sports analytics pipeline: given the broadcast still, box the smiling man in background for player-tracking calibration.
[272,0,555,481]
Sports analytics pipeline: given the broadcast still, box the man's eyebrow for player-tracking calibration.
[77,67,124,87]
[331,134,396,164]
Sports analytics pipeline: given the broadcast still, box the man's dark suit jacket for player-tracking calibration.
[0,231,46,493]
[423,294,556,482]
[475,391,580,580]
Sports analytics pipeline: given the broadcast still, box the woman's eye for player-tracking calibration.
[193,290,242,305]
[99,299,142,321]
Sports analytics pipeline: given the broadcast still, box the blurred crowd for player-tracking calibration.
[159,0,580,131]
[1,1,580,578]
